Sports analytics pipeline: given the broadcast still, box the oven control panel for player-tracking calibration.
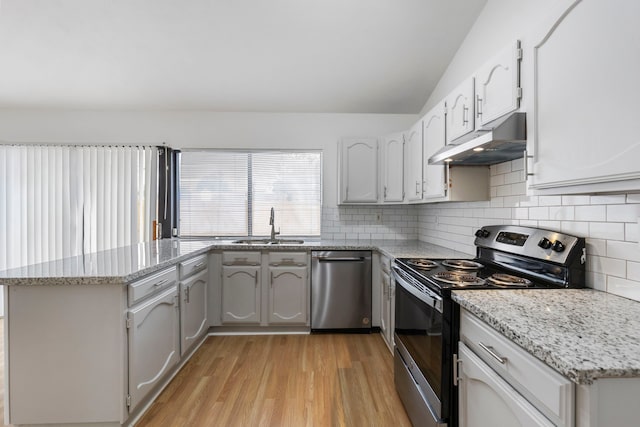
[474,225,585,264]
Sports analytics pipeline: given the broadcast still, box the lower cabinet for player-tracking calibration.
[180,268,208,356]
[127,284,180,411]
[221,264,261,323]
[268,264,308,325]
[379,254,394,352]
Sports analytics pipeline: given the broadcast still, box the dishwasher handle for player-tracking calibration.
[314,256,366,262]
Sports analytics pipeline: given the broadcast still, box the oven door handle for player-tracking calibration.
[392,265,443,313]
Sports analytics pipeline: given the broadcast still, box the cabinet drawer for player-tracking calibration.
[268,252,307,266]
[222,251,261,266]
[459,309,573,426]
[179,254,207,279]
[128,267,178,306]
[380,254,391,274]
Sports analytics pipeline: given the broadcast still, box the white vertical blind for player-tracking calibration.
[0,145,158,271]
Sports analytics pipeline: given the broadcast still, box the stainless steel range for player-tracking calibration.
[391,225,586,427]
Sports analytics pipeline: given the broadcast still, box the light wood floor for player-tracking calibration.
[137,333,412,427]
[0,326,410,427]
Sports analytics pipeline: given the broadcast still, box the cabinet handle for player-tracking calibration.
[384,186,387,198]
[453,353,462,386]
[193,262,205,269]
[154,279,168,287]
[476,95,482,118]
[185,285,190,303]
[524,150,534,177]
[415,181,420,195]
[462,106,469,125]
[478,342,507,364]
[254,272,258,286]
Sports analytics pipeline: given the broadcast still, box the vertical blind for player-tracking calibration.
[0,145,157,271]
[179,150,322,237]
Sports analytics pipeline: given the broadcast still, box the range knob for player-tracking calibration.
[475,229,490,238]
[538,237,552,250]
[552,240,566,252]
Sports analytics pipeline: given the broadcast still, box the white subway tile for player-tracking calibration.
[549,206,575,221]
[514,208,529,220]
[539,196,563,206]
[626,223,639,242]
[357,233,371,240]
[495,162,512,175]
[529,207,550,220]
[504,196,521,207]
[490,174,505,187]
[496,185,512,197]
[518,195,539,207]
[511,182,527,196]
[575,205,606,221]
[504,171,522,185]
[538,220,561,230]
[627,194,640,203]
[591,195,626,205]
[607,276,640,303]
[562,195,591,205]
[606,204,640,222]
[490,197,504,208]
[560,221,589,237]
[585,271,606,291]
[518,220,539,227]
[589,222,625,240]
[606,240,640,262]
[585,238,606,256]
[511,157,524,172]
[628,261,640,282]
[587,255,626,278]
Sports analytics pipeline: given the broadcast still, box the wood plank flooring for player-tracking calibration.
[137,333,412,427]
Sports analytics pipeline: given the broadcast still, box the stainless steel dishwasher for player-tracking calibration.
[311,251,372,331]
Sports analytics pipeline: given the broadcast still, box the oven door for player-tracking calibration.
[392,266,447,425]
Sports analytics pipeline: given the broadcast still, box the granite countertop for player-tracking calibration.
[0,238,470,286]
[452,289,640,385]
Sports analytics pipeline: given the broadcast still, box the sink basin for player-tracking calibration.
[232,239,304,245]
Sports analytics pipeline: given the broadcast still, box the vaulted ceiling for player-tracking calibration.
[0,0,486,113]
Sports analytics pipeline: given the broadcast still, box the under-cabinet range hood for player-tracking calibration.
[429,112,526,165]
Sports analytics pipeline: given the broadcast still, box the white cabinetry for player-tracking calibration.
[526,0,640,194]
[267,252,308,325]
[179,254,208,356]
[475,41,521,127]
[381,133,405,203]
[422,102,447,200]
[128,284,180,411]
[221,267,261,324]
[458,309,573,427]
[446,77,475,143]
[339,137,379,203]
[404,121,424,202]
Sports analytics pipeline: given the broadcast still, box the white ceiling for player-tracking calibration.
[0,0,486,114]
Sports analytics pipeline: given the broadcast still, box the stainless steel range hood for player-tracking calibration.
[428,112,526,165]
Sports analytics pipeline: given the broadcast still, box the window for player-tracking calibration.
[179,150,322,237]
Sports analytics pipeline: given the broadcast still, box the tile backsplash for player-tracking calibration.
[323,159,640,301]
[321,205,418,241]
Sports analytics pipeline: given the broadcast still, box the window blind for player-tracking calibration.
[0,145,157,271]
[179,150,321,237]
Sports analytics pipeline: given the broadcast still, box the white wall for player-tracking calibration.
[0,110,417,208]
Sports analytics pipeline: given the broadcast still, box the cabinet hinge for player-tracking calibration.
[125,312,131,329]
[516,87,523,100]
[516,47,523,60]
[126,394,131,407]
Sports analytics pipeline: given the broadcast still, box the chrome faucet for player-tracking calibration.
[269,207,280,241]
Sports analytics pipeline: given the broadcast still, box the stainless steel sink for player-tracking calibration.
[232,239,304,245]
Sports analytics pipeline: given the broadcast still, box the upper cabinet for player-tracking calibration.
[381,133,405,203]
[475,41,522,127]
[525,0,640,194]
[422,102,447,200]
[404,121,424,202]
[446,77,475,143]
[339,138,379,204]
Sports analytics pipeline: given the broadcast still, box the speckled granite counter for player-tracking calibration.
[452,289,640,385]
[0,238,470,286]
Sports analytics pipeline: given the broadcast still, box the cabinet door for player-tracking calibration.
[268,265,308,324]
[221,265,261,323]
[527,1,640,193]
[180,269,208,356]
[382,133,405,203]
[380,271,392,350]
[128,286,179,411]
[475,41,521,126]
[446,77,475,142]
[422,102,447,201]
[458,343,554,427]
[404,122,423,202]
[340,138,378,203]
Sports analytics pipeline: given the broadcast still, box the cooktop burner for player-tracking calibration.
[487,273,533,287]
[432,271,486,286]
[441,259,484,271]
[406,259,438,270]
